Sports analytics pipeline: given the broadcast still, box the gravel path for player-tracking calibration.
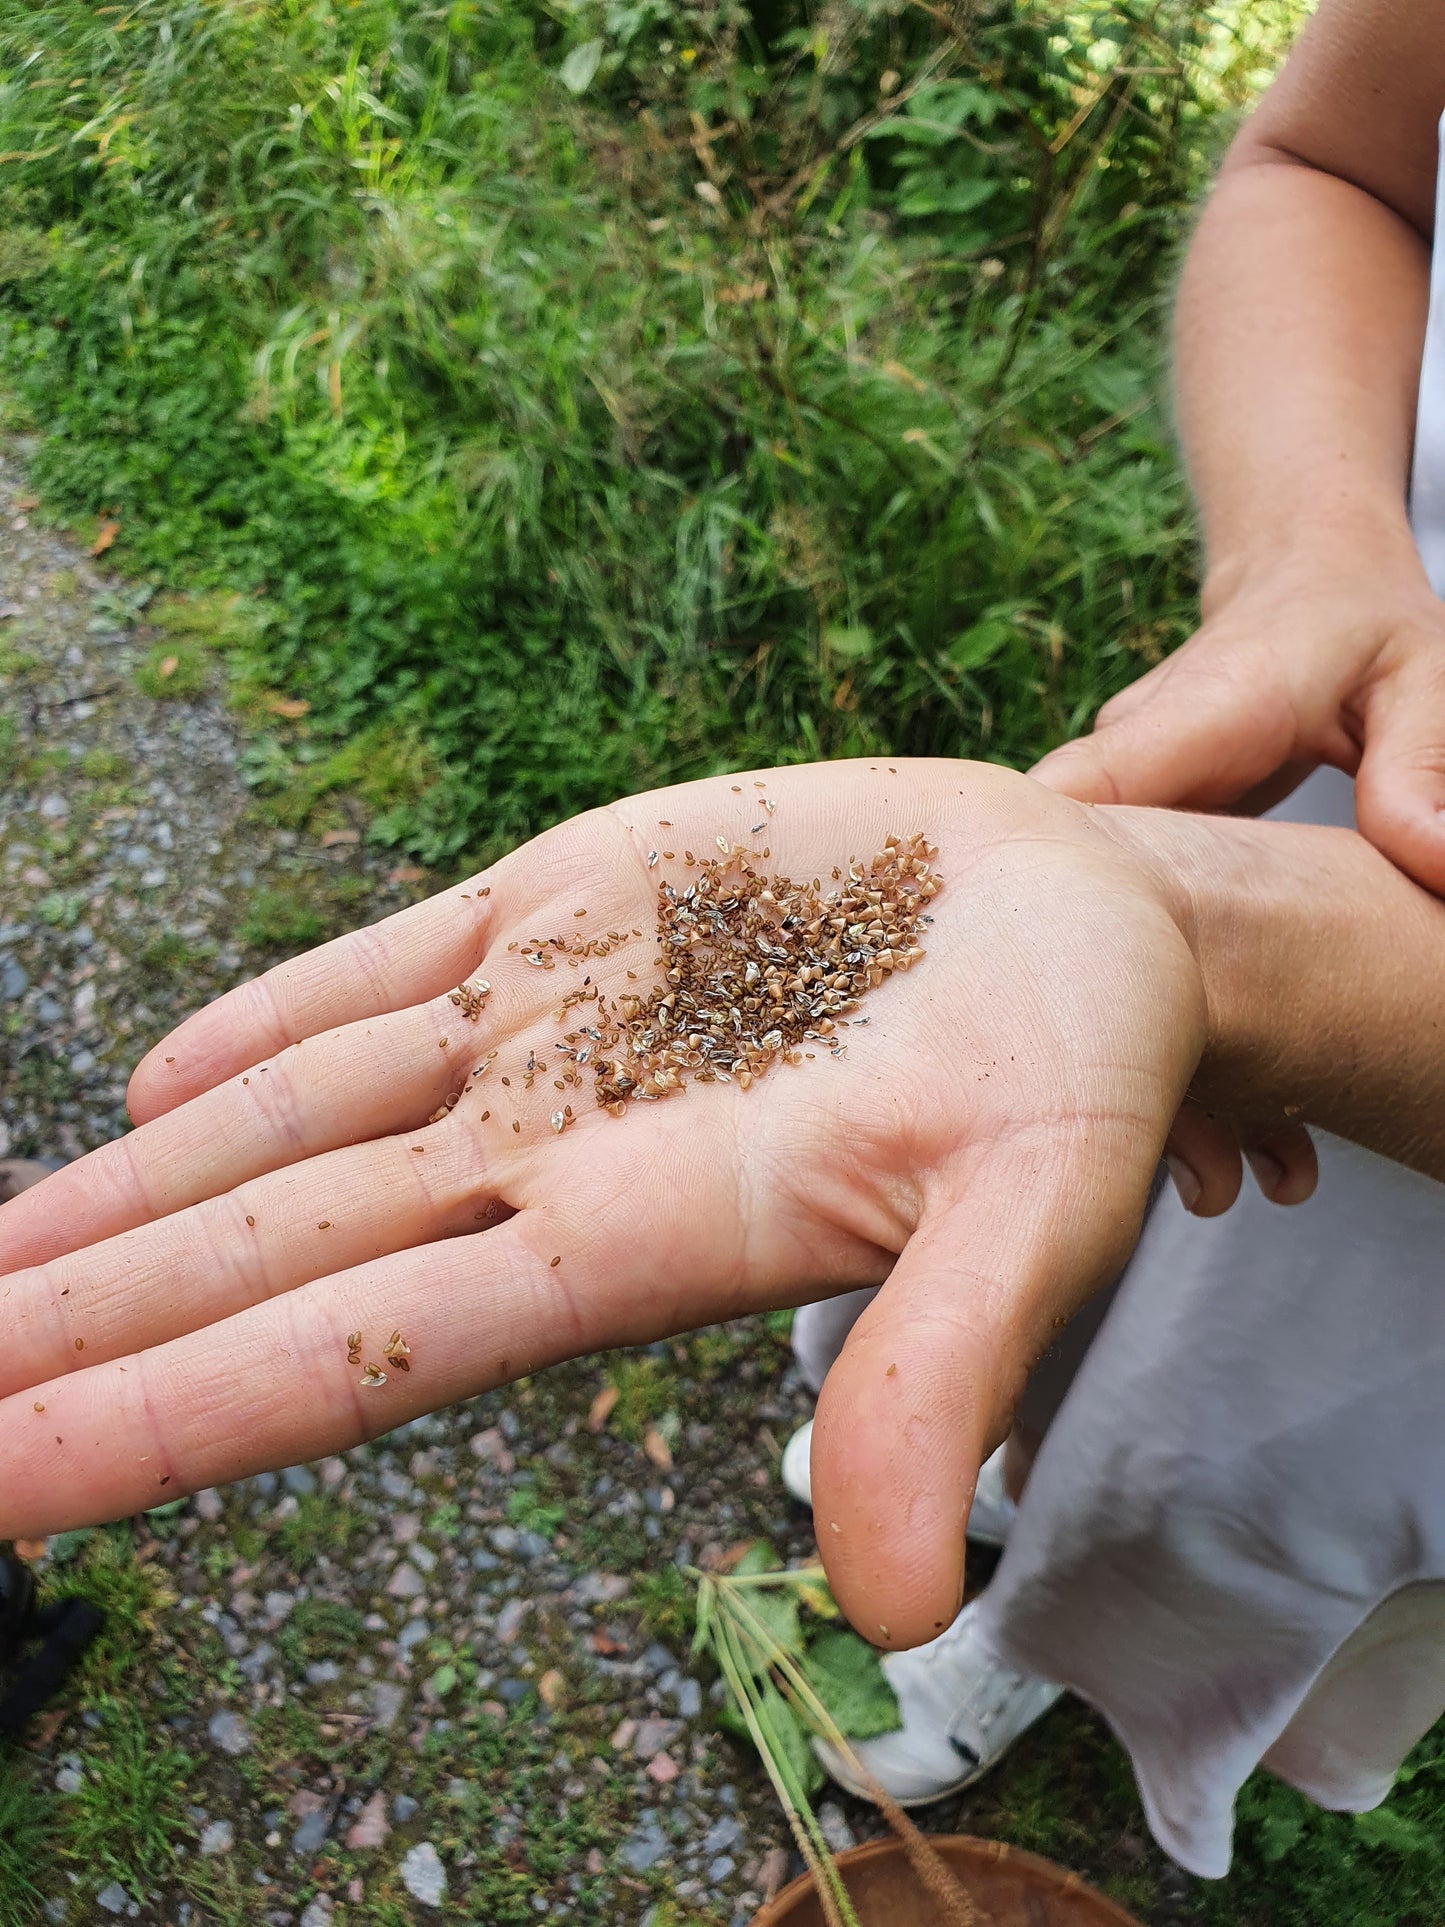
[0,442,820,1926]
[0,443,1200,1927]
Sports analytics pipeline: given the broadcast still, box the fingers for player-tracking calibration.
[127,878,498,1123]
[810,1123,1155,1650]
[1354,642,1445,895]
[1032,647,1296,810]
[1238,1121,1318,1207]
[1161,1103,1243,1217]
[1160,1105,1317,1214]
[0,1117,504,1401]
[0,1221,552,1538]
[0,997,472,1274]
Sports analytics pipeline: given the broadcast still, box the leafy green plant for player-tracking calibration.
[0,2,1304,865]
[691,1545,983,1927]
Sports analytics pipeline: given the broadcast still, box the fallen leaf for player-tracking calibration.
[587,1384,619,1433]
[13,1538,46,1561]
[694,179,723,207]
[537,1669,566,1709]
[645,1752,680,1785]
[320,828,360,848]
[642,1426,674,1472]
[591,1630,628,1657]
[14,494,39,511]
[90,518,120,557]
[157,655,179,680]
[388,865,426,885]
[262,693,310,718]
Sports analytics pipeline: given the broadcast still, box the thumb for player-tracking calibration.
[1031,645,1296,812]
[810,1128,1156,1650]
[1354,649,1445,896]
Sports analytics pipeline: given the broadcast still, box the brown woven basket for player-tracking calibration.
[751,1834,1146,1927]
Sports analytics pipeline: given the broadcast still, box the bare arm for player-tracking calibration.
[1036,0,1445,891]
[1109,804,1445,1184]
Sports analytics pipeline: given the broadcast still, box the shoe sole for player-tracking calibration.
[811,1736,990,1806]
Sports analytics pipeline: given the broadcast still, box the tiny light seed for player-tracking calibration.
[512,1120,521,1134]
[246,1215,255,1227]
[33,1402,44,1413]
[73,1339,83,1351]
[318,1221,331,1230]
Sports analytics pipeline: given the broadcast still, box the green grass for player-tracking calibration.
[0,1759,55,1927]
[64,1704,192,1893]
[235,885,329,953]
[0,0,1300,865]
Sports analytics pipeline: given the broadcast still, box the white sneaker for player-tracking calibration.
[780,1425,1016,1549]
[812,1598,1062,1804]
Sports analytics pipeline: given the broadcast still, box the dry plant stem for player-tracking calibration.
[723,1582,985,1927]
[709,1597,863,1927]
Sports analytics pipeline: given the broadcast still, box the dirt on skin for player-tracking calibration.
[0,446,1203,1927]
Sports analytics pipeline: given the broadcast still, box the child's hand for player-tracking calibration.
[0,759,1293,1647]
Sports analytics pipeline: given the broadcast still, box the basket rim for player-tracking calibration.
[750,1831,1146,1927]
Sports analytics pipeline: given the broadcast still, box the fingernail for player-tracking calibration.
[1164,1153,1201,1212]
[1247,1148,1285,1198]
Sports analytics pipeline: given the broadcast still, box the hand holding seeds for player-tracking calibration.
[0,758,1316,1648]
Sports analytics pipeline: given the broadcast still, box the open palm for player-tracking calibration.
[0,759,1213,1645]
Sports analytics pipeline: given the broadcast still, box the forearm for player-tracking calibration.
[1109,806,1445,1181]
[1174,146,1432,609]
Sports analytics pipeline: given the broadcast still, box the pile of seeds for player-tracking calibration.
[547,830,940,1113]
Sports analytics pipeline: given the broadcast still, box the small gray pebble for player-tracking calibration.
[290,1808,330,1857]
[399,1841,448,1908]
[198,1820,234,1857]
[207,1710,251,1756]
[95,1886,130,1916]
[392,1794,420,1824]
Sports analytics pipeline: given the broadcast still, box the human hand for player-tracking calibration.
[1032,558,1445,894]
[0,759,1287,1646]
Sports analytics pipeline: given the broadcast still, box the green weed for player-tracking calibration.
[0,1759,54,1927]
[63,1703,191,1895]
[134,640,208,699]
[0,1,1303,864]
[235,886,328,953]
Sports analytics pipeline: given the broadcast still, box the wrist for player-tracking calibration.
[1095,803,1445,1171]
[1091,806,1329,1122]
[1200,500,1433,621]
